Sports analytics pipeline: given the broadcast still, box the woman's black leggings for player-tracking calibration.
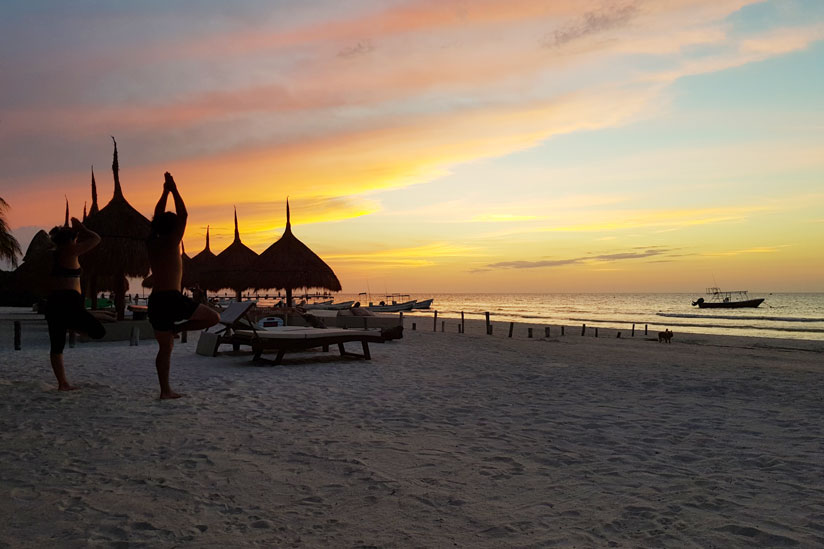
[45,290,106,354]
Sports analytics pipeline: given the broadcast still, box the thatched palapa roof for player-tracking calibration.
[254,200,341,306]
[184,226,221,292]
[212,208,258,298]
[81,138,151,280]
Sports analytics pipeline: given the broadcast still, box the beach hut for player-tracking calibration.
[183,226,221,294]
[11,229,53,298]
[253,200,341,307]
[212,207,258,301]
[82,137,151,319]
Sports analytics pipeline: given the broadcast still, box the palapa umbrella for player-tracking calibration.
[82,137,151,319]
[183,226,221,293]
[213,207,259,300]
[254,200,341,307]
[12,229,53,298]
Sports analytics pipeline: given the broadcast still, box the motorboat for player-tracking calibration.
[692,288,765,309]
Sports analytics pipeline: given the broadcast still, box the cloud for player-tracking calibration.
[546,3,640,48]
[487,247,677,269]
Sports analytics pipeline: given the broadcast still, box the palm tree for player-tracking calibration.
[0,197,22,269]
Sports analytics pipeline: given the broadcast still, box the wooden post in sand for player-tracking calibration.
[508,322,514,338]
[412,322,416,331]
[595,327,599,338]
[485,312,491,335]
[181,330,188,343]
[528,328,533,338]
[399,312,403,327]
[68,331,76,348]
[433,311,438,332]
[632,324,635,337]
[130,327,139,346]
[13,321,21,350]
[561,326,565,336]
[461,311,465,334]
[441,320,445,332]
[645,324,648,335]
[545,327,550,338]
[581,324,586,336]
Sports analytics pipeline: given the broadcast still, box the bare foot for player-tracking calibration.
[160,391,184,400]
[58,384,80,391]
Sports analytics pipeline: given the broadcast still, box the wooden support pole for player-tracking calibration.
[412,322,416,331]
[581,324,586,336]
[545,326,550,338]
[181,330,188,343]
[595,327,599,338]
[433,311,438,332]
[399,312,404,326]
[645,324,648,335]
[528,328,533,338]
[616,332,622,338]
[441,320,445,332]
[485,312,491,335]
[632,323,635,337]
[461,311,465,334]
[561,326,565,336]
[13,321,21,350]
[508,322,514,338]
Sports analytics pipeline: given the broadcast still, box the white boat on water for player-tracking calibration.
[365,300,416,312]
[412,298,433,309]
[302,300,354,310]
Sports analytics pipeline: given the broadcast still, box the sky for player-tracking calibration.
[1,0,822,293]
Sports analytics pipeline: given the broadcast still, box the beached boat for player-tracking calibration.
[692,288,765,309]
[302,300,354,310]
[365,300,416,312]
[412,298,434,309]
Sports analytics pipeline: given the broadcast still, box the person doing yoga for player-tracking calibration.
[45,218,105,391]
[147,173,219,399]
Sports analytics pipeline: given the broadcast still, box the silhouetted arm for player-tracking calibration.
[70,217,101,255]
[165,172,187,240]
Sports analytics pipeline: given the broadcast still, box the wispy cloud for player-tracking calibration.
[486,247,681,269]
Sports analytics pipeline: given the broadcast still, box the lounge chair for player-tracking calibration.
[195,301,258,356]
[231,327,385,365]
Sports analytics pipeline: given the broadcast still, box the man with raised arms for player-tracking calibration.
[147,172,219,399]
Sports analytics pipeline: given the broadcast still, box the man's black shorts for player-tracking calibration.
[148,290,199,332]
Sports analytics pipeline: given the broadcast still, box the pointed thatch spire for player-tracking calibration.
[111,136,124,200]
[82,202,87,222]
[286,197,291,232]
[89,166,99,217]
[233,207,240,242]
[64,197,70,227]
[205,225,211,251]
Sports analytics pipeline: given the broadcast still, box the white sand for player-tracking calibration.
[1,310,823,547]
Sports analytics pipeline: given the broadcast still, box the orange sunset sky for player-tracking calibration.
[1,0,822,292]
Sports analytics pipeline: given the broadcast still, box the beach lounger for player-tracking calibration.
[195,301,258,356]
[231,327,385,365]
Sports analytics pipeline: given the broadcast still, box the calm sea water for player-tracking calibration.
[305,292,824,342]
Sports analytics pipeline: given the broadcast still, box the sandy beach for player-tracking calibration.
[1,309,823,547]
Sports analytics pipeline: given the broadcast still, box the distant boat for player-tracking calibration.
[692,288,765,309]
[412,298,434,309]
[302,300,354,310]
[365,300,416,312]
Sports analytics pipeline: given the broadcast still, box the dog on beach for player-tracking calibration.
[658,329,673,343]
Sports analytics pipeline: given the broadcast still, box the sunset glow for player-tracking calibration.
[1,0,822,292]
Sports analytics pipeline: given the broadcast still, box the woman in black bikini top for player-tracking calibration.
[45,217,104,391]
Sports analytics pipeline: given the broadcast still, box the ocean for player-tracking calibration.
[312,292,824,342]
